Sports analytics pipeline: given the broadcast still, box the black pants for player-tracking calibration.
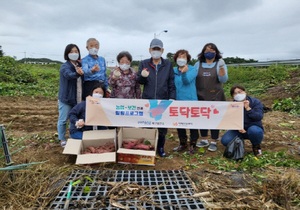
[158,128,168,136]
[177,129,199,145]
[83,80,104,100]
[200,129,219,140]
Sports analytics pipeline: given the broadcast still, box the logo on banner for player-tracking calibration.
[115,105,144,116]
[147,100,173,121]
[230,103,241,108]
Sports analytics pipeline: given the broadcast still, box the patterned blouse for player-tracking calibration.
[108,67,142,99]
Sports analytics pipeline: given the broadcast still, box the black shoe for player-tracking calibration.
[253,144,262,156]
[157,134,166,157]
[173,144,187,152]
[187,145,195,155]
[158,147,166,157]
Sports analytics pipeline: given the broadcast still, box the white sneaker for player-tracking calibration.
[196,140,209,148]
[208,143,217,151]
[61,141,67,147]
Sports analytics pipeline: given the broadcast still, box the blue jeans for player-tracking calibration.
[70,131,83,139]
[57,101,73,141]
[221,125,264,146]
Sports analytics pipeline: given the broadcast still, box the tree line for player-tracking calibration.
[0,45,257,66]
[0,46,4,57]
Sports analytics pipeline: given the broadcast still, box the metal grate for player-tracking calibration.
[50,170,206,210]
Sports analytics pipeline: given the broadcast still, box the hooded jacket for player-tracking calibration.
[137,57,176,100]
[58,61,82,106]
[243,96,264,131]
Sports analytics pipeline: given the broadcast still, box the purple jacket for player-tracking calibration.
[108,67,141,99]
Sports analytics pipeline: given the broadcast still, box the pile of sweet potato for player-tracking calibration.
[82,142,115,154]
[122,138,154,150]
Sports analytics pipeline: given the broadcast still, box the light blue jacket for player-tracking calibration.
[173,65,198,101]
[194,61,228,83]
[81,54,108,88]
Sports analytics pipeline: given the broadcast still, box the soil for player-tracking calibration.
[1,76,300,171]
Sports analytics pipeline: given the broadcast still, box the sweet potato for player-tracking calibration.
[82,143,115,154]
[122,138,145,149]
[87,146,96,153]
[133,144,154,150]
[103,142,115,151]
[96,149,108,153]
[84,148,92,153]
[123,142,137,149]
[123,138,145,145]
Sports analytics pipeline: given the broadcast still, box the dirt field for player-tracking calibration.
[1,76,300,209]
[1,87,300,171]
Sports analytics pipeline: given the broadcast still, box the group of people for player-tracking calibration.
[58,37,264,157]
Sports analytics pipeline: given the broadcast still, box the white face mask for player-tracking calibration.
[176,58,187,67]
[234,93,246,102]
[68,53,79,61]
[119,64,130,71]
[89,48,99,55]
[92,93,103,99]
[151,50,162,59]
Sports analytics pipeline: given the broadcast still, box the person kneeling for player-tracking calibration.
[69,82,107,139]
[221,84,263,156]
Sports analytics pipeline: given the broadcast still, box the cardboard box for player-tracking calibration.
[117,128,158,166]
[63,129,116,165]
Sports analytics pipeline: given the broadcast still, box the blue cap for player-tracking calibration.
[150,39,163,49]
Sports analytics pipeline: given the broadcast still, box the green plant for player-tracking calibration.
[31,133,54,144]
[273,97,300,115]
[278,123,295,129]
[207,150,300,172]
[165,134,174,139]
[0,123,46,171]
[181,151,205,169]
[0,123,31,160]
[224,64,290,97]
[0,57,59,97]
[290,135,300,140]
[0,161,47,171]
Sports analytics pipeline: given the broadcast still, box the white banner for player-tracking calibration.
[85,98,244,129]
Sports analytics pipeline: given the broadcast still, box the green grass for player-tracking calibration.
[206,149,300,172]
[0,57,60,97]
[223,65,290,97]
[273,97,300,115]
[0,56,299,112]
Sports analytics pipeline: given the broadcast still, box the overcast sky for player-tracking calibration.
[1,0,300,65]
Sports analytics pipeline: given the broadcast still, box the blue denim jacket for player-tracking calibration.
[81,54,108,88]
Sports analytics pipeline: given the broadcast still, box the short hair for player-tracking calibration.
[197,43,222,62]
[173,49,191,63]
[230,84,245,97]
[116,51,132,63]
[64,44,81,61]
[90,81,107,98]
[86,38,99,47]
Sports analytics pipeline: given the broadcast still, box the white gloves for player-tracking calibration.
[75,119,84,129]
[219,59,225,68]
[113,70,121,79]
[141,69,149,77]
